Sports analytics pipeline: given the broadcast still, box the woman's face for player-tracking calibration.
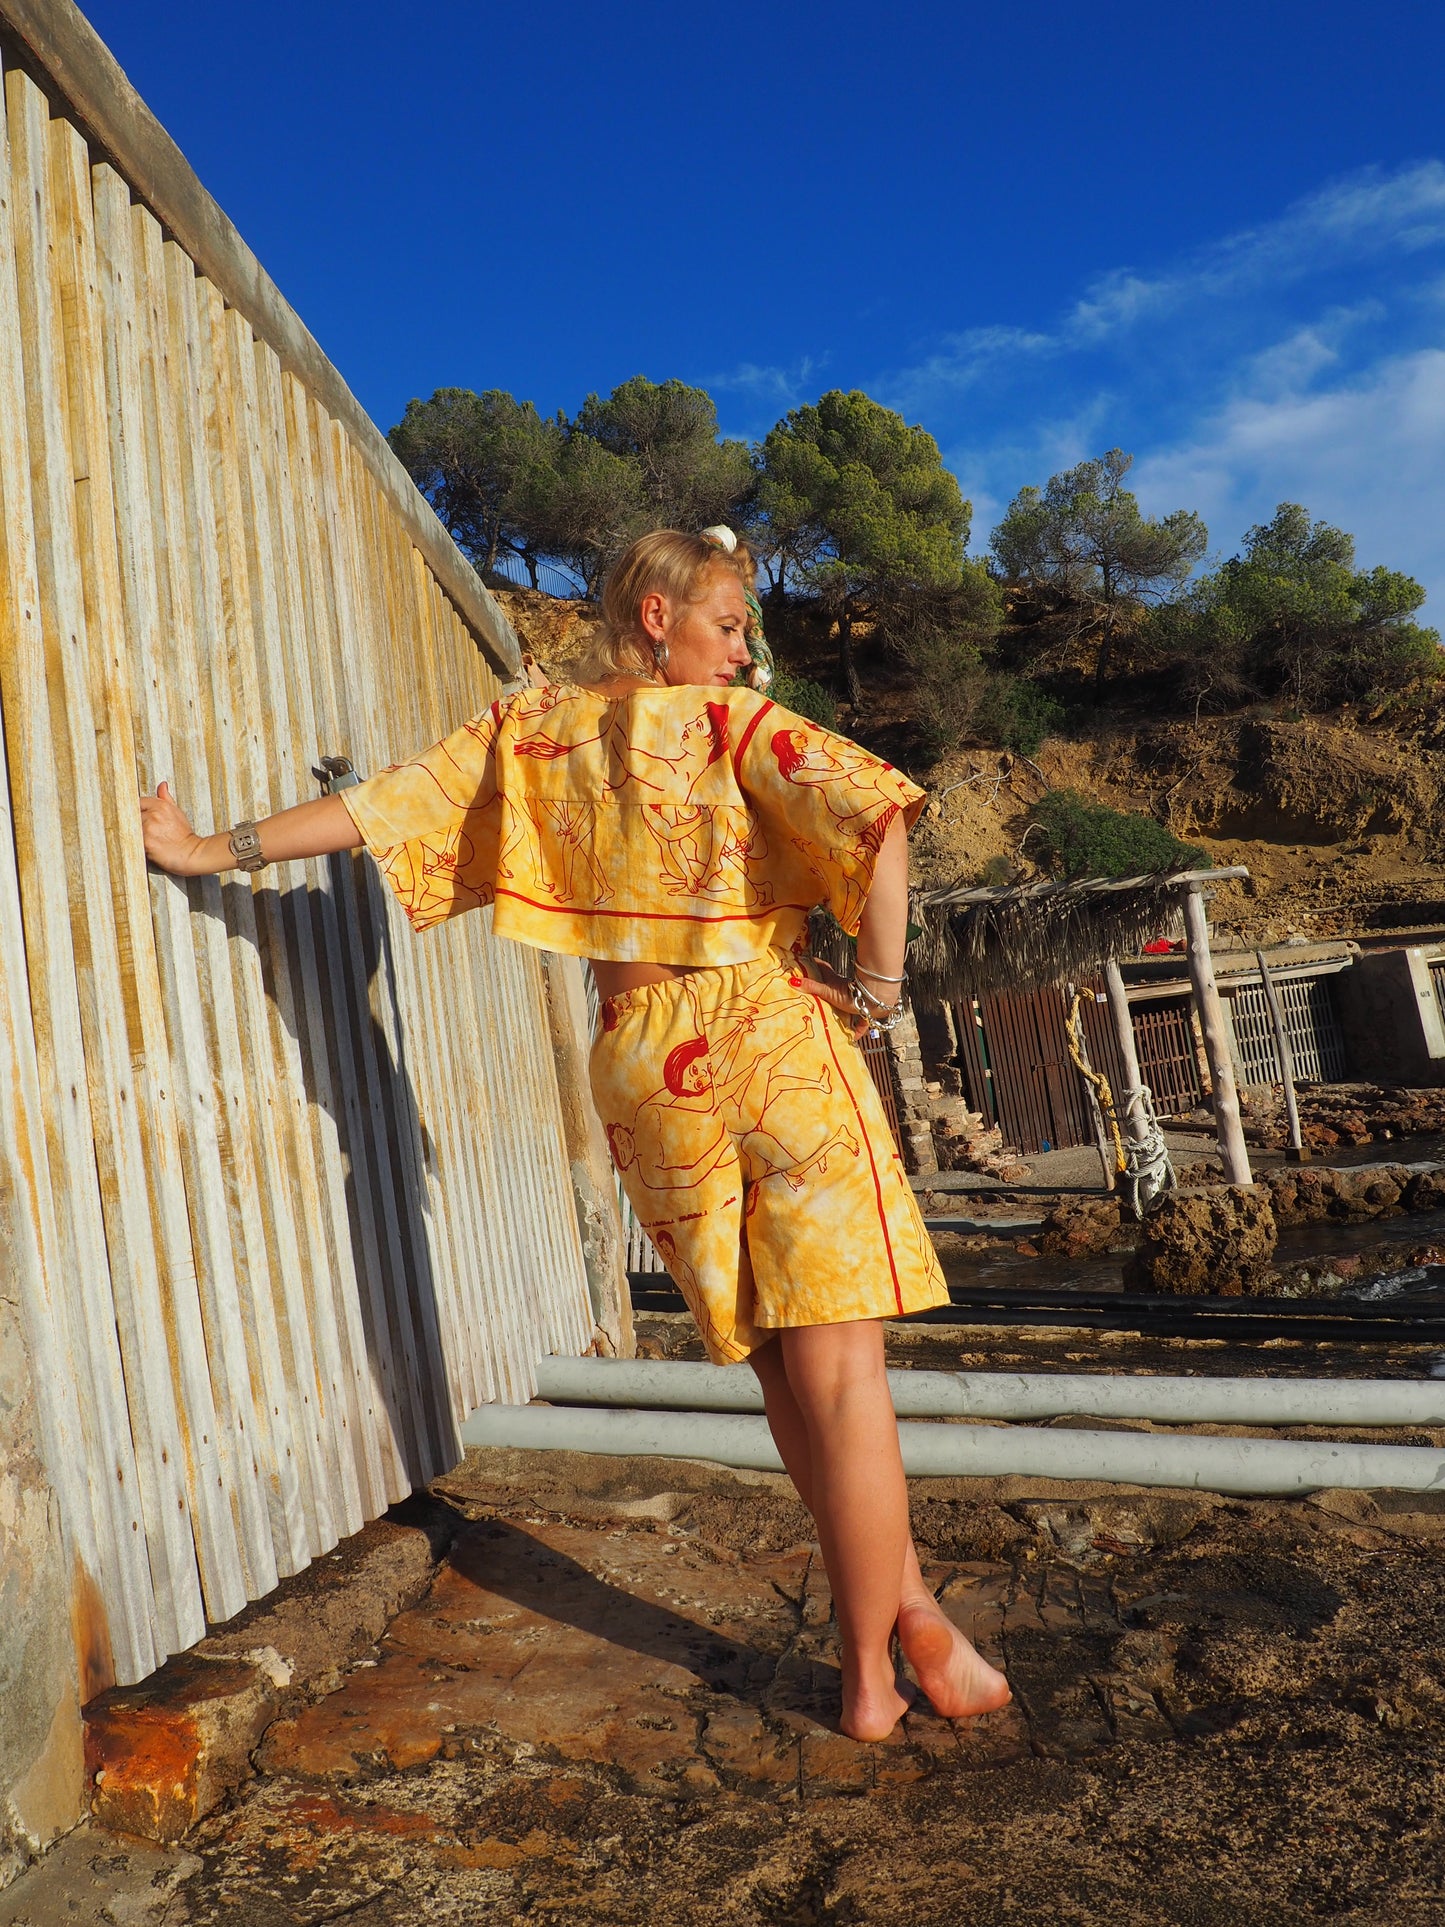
[641,570,752,688]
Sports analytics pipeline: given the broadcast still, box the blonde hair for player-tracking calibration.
[578,529,756,682]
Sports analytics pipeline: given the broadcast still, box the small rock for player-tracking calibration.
[1038,1197,1127,1260]
[1404,1169,1445,1212]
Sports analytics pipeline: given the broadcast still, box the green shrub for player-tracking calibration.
[974,674,1065,756]
[1143,503,1444,711]
[771,667,838,731]
[1028,789,1204,879]
[909,632,1063,762]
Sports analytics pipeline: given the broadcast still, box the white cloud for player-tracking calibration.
[711,164,1445,609]
[874,161,1445,609]
[883,325,1055,411]
[706,356,822,410]
[1067,162,1445,343]
[884,161,1445,417]
[1131,346,1445,608]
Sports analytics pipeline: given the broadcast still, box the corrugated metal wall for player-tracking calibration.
[0,49,593,1693]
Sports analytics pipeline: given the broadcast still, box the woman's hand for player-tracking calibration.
[795,953,872,1041]
[140,781,215,876]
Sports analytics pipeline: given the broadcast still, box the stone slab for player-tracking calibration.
[78,1503,454,1845]
[0,1826,197,1926]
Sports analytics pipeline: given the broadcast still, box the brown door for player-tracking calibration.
[1130,996,1203,1115]
[955,984,1129,1156]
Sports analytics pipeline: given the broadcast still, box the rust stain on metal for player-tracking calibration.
[70,1550,116,1704]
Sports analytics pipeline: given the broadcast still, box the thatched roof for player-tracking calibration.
[903,867,1246,1006]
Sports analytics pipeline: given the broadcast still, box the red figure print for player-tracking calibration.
[769,728,904,849]
[648,1228,729,1357]
[680,975,860,1190]
[663,1036,711,1095]
[607,1038,732,1194]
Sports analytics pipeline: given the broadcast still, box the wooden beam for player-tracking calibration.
[920,865,1251,910]
[1183,885,1252,1185]
[1103,958,1150,1148]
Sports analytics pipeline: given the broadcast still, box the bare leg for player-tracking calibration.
[750,1335,1009,1723]
[761,1322,907,1740]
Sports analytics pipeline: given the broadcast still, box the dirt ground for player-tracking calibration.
[13,1320,1445,1927]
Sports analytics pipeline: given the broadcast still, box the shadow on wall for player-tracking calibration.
[200,849,454,1493]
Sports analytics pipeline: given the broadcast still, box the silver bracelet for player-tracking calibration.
[228,820,269,873]
[848,979,906,1034]
[851,973,906,1014]
[854,964,907,983]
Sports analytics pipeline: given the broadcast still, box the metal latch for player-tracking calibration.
[313,755,361,793]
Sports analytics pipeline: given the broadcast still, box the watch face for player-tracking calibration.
[230,824,265,869]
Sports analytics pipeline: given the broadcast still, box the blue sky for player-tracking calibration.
[83,0,1445,610]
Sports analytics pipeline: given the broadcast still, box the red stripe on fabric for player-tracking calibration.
[733,697,775,768]
[494,887,813,923]
[820,1016,904,1315]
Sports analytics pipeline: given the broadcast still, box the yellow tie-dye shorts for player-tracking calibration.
[590,951,949,1364]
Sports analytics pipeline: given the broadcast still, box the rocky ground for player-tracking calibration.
[11,1319,1445,1927]
[1245,1084,1445,1154]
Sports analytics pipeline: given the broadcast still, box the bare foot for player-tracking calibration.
[897,1597,1011,1719]
[841,1673,912,1743]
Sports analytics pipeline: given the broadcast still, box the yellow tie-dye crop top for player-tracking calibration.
[341,682,927,965]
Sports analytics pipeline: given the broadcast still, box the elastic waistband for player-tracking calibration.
[597,948,800,1028]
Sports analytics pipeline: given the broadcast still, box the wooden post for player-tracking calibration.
[1103,959,1150,1149]
[1183,886,1253,1184]
[1255,948,1308,1163]
[1066,985,1116,1193]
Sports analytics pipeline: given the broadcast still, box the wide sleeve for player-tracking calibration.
[733,699,927,936]
[340,702,504,931]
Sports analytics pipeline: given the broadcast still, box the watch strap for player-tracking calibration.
[228,820,268,873]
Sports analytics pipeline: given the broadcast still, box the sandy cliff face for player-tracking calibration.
[908,712,1445,944]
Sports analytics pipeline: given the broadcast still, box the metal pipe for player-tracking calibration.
[460,1402,1445,1497]
[534,1357,1445,1428]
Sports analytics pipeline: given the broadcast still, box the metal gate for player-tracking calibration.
[1225,975,1349,1088]
[1131,996,1204,1115]
[1431,960,1445,1027]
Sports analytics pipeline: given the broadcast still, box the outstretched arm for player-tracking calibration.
[139,781,363,877]
[799,809,909,1031]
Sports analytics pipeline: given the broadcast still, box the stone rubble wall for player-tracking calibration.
[890,1006,1032,1183]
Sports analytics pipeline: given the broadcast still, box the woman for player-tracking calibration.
[140,529,1009,1742]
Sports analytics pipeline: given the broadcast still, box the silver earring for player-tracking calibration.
[651,639,669,675]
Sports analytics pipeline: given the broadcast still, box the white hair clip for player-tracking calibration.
[699,525,738,553]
